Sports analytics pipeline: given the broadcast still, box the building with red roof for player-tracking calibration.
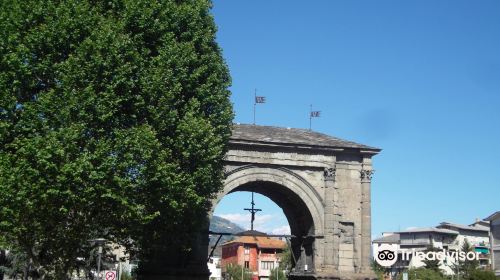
[221,230,286,280]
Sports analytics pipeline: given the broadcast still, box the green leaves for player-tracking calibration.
[0,0,232,278]
[225,264,253,280]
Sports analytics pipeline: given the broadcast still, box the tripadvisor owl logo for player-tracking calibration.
[375,244,398,267]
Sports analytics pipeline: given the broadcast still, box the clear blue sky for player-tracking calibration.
[211,1,500,237]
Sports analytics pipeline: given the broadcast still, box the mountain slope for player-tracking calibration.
[208,216,245,257]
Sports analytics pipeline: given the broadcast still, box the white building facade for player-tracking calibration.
[207,257,222,280]
[372,220,490,276]
[485,212,500,276]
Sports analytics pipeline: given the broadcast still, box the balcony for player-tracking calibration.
[400,239,432,246]
[477,253,490,260]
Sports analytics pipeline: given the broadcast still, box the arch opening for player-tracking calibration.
[227,182,315,238]
[208,179,318,276]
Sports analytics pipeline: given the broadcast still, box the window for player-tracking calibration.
[244,261,249,268]
[244,245,250,255]
[260,261,274,270]
[261,249,275,254]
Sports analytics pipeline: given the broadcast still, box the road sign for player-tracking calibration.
[105,271,116,280]
[403,272,408,280]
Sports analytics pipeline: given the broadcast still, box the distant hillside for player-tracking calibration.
[208,216,245,257]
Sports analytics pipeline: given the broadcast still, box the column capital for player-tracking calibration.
[360,169,374,182]
[324,167,336,181]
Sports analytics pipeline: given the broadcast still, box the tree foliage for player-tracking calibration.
[371,259,389,280]
[423,242,442,273]
[278,245,293,271]
[397,268,446,280]
[269,267,286,280]
[399,267,497,280]
[468,270,497,280]
[0,0,232,278]
[224,264,252,280]
[454,239,480,280]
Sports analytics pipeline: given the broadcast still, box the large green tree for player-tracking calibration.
[0,0,232,279]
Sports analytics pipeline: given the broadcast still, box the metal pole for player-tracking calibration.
[118,262,122,280]
[207,234,224,262]
[276,253,280,280]
[253,89,256,125]
[97,245,102,280]
[251,192,254,231]
[309,104,312,130]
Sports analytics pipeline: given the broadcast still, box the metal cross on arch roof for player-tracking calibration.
[244,192,262,231]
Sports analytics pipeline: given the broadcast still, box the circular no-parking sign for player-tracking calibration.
[105,271,116,280]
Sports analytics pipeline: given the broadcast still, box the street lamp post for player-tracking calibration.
[97,245,102,279]
[91,238,106,280]
[276,255,280,280]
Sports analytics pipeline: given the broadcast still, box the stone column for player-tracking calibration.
[360,165,374,273]
[323,166,338,271]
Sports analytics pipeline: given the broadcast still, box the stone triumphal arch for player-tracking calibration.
[202,124,381,280]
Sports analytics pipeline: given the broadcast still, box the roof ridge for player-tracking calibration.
[230,124,381,151]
